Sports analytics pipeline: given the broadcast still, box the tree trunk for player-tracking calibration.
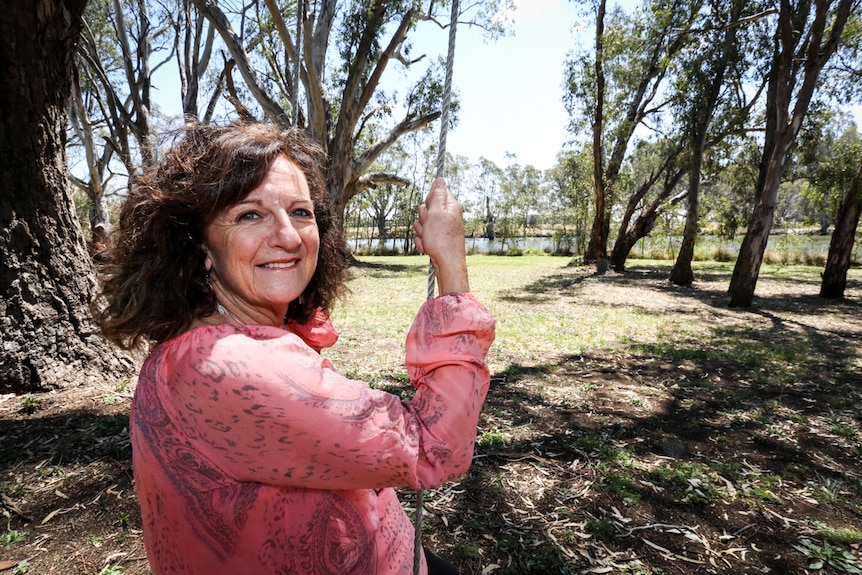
[613,212,659,273]
[670,157,703,286]
[729,0,854,307]
[587,0,608,273]
[820,186,861,299]
[0,0,134,393]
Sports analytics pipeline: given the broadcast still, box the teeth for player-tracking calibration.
[261,262,296,269]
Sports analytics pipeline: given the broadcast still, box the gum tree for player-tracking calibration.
[0,1,133,392]
[812,124,862,298]
[728,0,860,306]
[565,0,700,273]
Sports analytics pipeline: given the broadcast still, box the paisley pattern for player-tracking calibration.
[130,294,495,574]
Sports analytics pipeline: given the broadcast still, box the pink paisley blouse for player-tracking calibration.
[130,293,495,575]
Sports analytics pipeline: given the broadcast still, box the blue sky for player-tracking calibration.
[409,0,587,171]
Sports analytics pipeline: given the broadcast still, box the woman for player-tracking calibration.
[95,121,495,575]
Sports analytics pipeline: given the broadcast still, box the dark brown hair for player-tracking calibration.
[95,121,349,349]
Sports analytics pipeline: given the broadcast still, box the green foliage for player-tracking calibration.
[651,462,721,504]
[586,516,619,541]
[477,428,512,449]
[604,473,641,505]
[1,529,28,550]
[17,394,42,415]
[793,537,862,573]
[816,526,862,546]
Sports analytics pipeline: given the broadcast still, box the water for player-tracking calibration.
[349,236,559,255]
[348,233,847,259]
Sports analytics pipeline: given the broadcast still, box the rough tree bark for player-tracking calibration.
[0,0,134,393]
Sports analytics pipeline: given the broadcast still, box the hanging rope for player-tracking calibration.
[291,0,302,126]
[426,0,459,302]
[415,2,459,573]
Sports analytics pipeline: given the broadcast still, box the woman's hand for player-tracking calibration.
[413,177,470,295]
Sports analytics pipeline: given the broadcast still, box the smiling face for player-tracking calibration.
[203,155,320,326]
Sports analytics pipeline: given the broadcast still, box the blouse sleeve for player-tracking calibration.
[160,293,495,491]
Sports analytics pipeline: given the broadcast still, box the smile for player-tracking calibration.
[260,261,297,269]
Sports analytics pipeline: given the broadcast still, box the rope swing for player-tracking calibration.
[426,0,459,302]
[415,1,460,572]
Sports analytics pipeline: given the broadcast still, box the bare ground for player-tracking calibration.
[2,261,861,574]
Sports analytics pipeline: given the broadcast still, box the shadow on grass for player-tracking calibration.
[501,261,862,320]
[0,410,131,473]
[446,343,862,573]
[350,259,428,276]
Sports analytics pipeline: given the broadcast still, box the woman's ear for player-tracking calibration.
[202,242,213,273]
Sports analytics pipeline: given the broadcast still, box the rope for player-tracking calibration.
[426,0,459,302]
[415,2,459,572]
[291,0,302,126]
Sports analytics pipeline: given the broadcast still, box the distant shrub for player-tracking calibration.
[712,247,735,262]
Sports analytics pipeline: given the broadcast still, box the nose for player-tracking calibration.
[271,213,302,249]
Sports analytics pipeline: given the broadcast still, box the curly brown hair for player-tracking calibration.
[95,121,349,350]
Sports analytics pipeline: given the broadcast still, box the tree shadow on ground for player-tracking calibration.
[502,262,862,321]
[1,409,131,473]
[436,343,862,574]
[350,260,428,276]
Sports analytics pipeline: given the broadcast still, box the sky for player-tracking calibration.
[408,0,586,171]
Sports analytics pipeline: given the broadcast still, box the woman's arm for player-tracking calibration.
[162,296,494,491]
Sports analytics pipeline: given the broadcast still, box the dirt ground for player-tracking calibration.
[1,263,861,574]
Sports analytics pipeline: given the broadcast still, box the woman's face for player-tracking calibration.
[203,155,320,326]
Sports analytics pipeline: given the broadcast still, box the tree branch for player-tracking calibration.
[191,0,290,125]
[354,111,441,176]
[355,172,412,191]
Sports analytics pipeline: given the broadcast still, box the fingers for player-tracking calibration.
[413,177,470,294]
[413,220,425,254]
[413,176,465,255]
[425,177,455,212]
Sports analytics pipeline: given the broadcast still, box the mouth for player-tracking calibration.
[259,261,298,269]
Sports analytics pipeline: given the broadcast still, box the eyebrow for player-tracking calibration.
[231,196,314,209]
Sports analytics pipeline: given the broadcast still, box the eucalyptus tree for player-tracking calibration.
[565,0,701,273]
[728,0,861,307]
[473,157,504,240]
[68,0,180,243]
[811,123,862,298]
[498,157,544,239]
[192,0,511,233]
[610,138,687,271]
[669,0,764,285]
[546,148,594,255]
[1,0,133,393]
